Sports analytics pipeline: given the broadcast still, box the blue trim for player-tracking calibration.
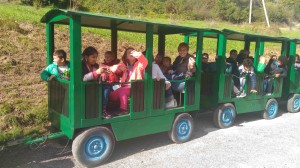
[221,107,235,127]
[267,101,278,119]
[176,119,191,142]
[84,135,109,161]
[293,96,300,111]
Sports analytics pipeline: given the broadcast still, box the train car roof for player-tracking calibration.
[222,29,288,42]
[41,9,222,35]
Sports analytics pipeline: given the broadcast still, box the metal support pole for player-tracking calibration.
[262,0,270,27]
[249,0,253,24]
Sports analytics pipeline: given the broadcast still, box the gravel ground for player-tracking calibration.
[1,109,300,168]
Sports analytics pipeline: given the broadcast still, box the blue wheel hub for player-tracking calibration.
[267,101,278,118]
[293,97,300,111]
[176,119,191,141]
[85,136,107,161]
[221,107,234,127]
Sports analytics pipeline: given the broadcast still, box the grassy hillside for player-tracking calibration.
[0,3,299,145]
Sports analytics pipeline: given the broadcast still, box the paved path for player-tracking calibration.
[1,110,300,168]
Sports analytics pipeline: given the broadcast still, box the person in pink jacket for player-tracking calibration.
[109,47,148,115]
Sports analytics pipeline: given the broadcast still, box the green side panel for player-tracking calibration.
[49,110,74,139]
[234,99,267,114]
[69,15,82,131]
[111,114,175,141]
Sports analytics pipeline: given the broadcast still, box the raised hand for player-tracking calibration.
[130,50,142,58]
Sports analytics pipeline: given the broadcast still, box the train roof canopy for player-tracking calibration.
[41,9,222,35]
[222,29,288,42]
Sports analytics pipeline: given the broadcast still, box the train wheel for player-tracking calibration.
[72,126,115,167]
[168,113,194,143]
[213,103,236,129]
[263,98,278,119]
[287,94,300,113]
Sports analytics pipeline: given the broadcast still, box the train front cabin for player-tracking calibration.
[40,9,225,167]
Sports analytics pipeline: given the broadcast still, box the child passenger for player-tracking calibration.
[99,51,123,118]
[152,55,177,108]
[264,56,288,95]
[81,46,104,81]
[81,46,111,118]
[170,42,196,92]
[41,49,70,81]
[235,58,257,98]
[161,56,172,74]
[109,48,148,115]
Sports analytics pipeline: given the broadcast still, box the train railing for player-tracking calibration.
[49,79,69,117]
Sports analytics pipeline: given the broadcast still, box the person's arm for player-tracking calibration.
[40,64,55,81]
[257,63,266,73]
[131,51,148,71]
[278,68,287,78]
[152,63,167,80]
[83,65,102,82]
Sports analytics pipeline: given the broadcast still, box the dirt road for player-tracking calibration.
[1,110,300,168]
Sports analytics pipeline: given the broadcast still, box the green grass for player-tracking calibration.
[0,4,51,24]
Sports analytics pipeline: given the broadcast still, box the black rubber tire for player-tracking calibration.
[168,113,194,144]
[213,103,236,129]
[72,126,115,167]
[262,98,278,120]
[287,94,300,113]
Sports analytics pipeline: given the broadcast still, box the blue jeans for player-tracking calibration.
[103,85,113,109]
[171,81,185,92]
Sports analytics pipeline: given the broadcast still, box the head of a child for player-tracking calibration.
[202,53,209,63]
[154,54,163,65]
[242,58,253,71]
[122,47,136,65]
[230,49,238,59]
[82,46,98,66]
[278,56,288,66]
[53,50,67,66]
[177,43,189,57]
[271,55,278,61]
[162,56,171,67]
[104,51,116,64]
[239,49,249,57]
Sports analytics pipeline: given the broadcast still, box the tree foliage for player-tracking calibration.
[18,0,299,24]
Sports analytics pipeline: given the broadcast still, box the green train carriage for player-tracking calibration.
[283,38,300,112]
[37,9,300,167]
[184,29,291,128]
[40,9,224,167]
